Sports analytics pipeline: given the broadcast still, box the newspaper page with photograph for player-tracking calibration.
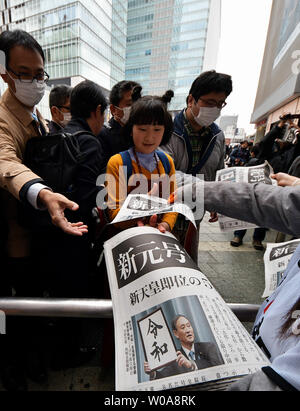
[216,162,277,232]
[104,227,270,391]
[110,194,197,228]
[262,239,300,298]
[282,122,300,145]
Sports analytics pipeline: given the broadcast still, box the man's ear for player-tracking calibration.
[89,105,101,121]
[1,72,16,93]
[0,61,7,80]
[1,73,9,84]
[187,94,194,108]
[51,106,61,120]
[95,104,103,122]
[173,330,179,340]
[110,104,116,116]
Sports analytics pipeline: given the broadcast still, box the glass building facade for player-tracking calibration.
[125,0,221,111]
[0,0,128,93]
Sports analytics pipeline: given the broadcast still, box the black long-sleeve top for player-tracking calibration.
[63,118,106,224]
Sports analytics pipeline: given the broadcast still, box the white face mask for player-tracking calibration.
[13,78,46,107]
[115,106,131,124]
[60,111,72,127]
[191,105,221,127]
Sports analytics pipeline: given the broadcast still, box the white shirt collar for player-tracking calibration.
[182,344,195,358]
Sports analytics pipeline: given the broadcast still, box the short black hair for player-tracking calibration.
[70,80,108,119]
[0,30,45,68]
[49,85,72,108]
[189,70,233,102]
[122,92,174,147]
[110,80,142,106]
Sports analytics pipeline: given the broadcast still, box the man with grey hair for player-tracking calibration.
[144,314,223,380]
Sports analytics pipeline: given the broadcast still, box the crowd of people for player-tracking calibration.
[226,124,300,251]
[0,29,299,392]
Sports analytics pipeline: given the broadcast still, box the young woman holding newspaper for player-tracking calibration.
[106,93,177,233]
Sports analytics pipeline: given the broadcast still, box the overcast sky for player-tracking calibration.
[216,0,273,135]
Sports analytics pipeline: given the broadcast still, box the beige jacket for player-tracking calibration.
[0,88,48,257]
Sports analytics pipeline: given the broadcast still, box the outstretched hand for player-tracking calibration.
[38,189,88,236]
[271,173,300,187]
[168,181,204,208]
[137,183,171,233]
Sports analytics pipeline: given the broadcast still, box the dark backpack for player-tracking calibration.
[21,131,95,232]
[24,130,95,196]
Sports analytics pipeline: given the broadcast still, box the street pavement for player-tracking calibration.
[198,213,278,306]
[0,213,286,391]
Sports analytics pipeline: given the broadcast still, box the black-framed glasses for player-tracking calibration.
[7,67,50,84]
[57,105,71,112]
[198,98,227,109]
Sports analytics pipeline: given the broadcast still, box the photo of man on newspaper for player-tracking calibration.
[133,296,224,383]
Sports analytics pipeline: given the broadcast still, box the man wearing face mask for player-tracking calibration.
[0,30,88,240]
[0,30,87,390]
[48,84,72,133]
[161,70,232,180]
[98,80,142,163]
[160,71,232,262]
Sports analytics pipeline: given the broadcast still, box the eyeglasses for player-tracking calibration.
[57,105,71,112]
[7,67,50,84]
[198,98,227,109]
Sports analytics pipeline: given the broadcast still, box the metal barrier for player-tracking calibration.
[0,298,260,323]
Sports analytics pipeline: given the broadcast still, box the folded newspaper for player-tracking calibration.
[104,227,270,391]
[110,194,197,228]
[216,162,277,232]
[262,239,300,298]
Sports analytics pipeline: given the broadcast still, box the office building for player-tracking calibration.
[125,0,221,112]
[217,115,238,132]
[216,115,239,145]
[0,0,128,117]
[251,0,300,141]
